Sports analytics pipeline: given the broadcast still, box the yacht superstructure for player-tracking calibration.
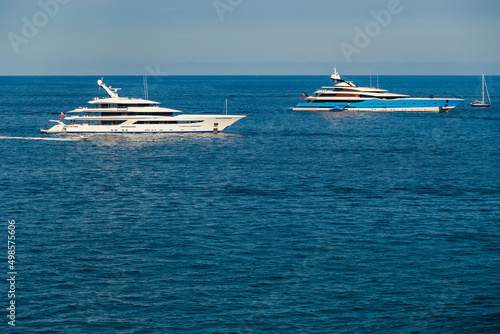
[41,79,245,134]
[293,68,464,112]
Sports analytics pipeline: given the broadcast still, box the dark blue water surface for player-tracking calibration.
[0,75,499,333]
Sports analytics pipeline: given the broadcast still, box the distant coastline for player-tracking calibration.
[1,61,499,77]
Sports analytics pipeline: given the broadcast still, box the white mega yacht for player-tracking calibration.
[41,79,245,134]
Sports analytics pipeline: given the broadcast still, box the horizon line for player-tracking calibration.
[0,74,496,77]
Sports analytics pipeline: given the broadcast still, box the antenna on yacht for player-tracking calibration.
[225,99,228,115]
[377,70,379,89]
[331,66,341,82]
[143,73,149,100]
[97,79,120,98]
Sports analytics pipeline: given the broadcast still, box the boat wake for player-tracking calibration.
[0,136,85,141]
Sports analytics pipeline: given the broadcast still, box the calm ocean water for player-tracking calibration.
[0,75,499,333]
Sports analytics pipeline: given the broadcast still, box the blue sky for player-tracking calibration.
[1,0,499,75]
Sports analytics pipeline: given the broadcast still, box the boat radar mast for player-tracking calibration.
[97,78,121,98]
[330,67,343,82]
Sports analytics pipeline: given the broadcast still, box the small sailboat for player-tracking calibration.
[471,74,491,107]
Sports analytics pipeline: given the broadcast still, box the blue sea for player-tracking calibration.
[0,75,499,333]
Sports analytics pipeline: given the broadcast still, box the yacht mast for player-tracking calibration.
[485,75,491,104]
[143,73,149,100]
[97,79,120,98]
[482,74,491,105]
[482,74,485,104]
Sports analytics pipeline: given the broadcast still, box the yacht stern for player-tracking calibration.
[41,120,66,134]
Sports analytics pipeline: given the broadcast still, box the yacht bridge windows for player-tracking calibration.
[134,120,203,125]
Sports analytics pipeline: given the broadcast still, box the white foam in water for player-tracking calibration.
[0,136,85,141]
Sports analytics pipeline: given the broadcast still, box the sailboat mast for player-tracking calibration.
[482,74,485,104]
[484,74,491,105]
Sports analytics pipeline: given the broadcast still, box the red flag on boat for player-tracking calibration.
[302,92,306,100]
[60,112,64,122]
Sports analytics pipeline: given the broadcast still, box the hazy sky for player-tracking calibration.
[1,0,499,75]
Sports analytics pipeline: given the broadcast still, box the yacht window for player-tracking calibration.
[135,120,203,125]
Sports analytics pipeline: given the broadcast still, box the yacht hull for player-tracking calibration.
[293,98,464,113]
[44,116,245,134]
[470,103,491,108]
